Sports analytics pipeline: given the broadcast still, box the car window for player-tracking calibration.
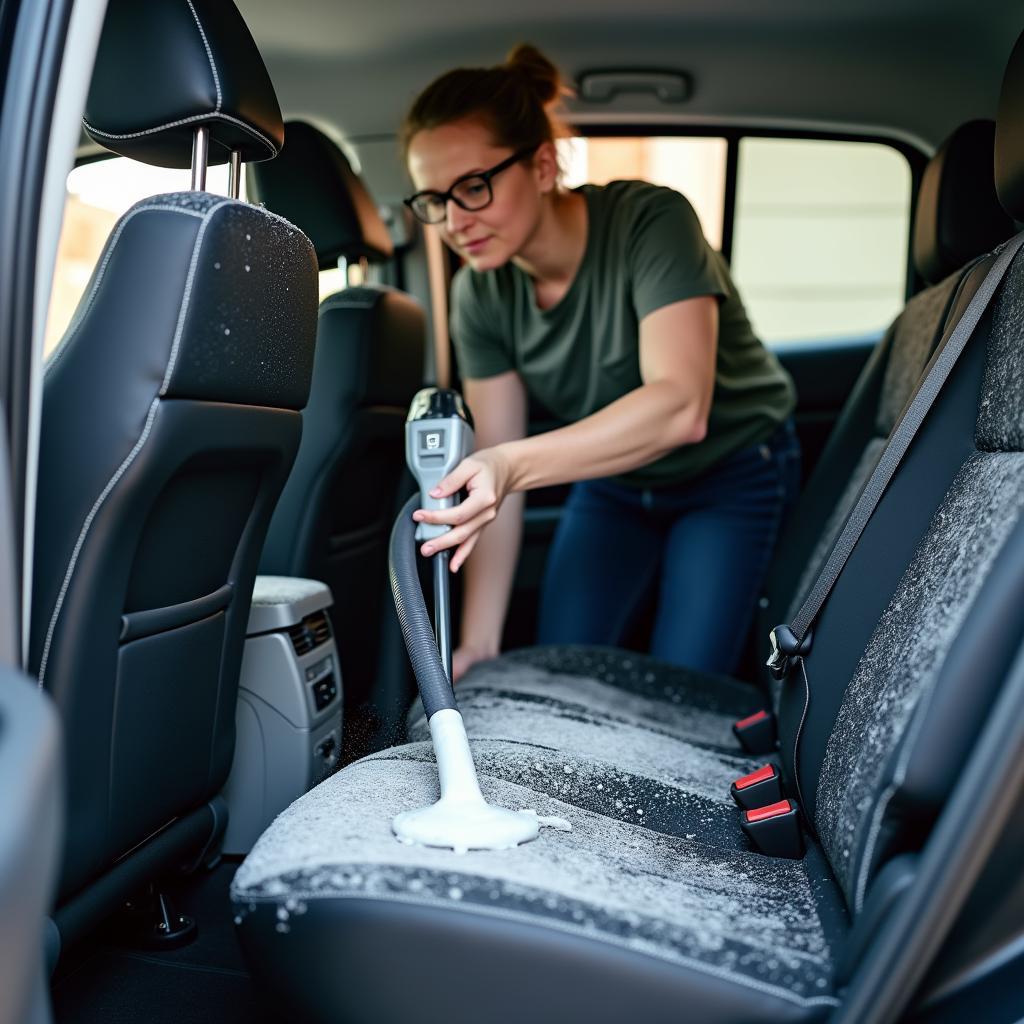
[44,156,241,358]
[560,136,727,249]
[731,138,912,343]
[558,133,913,347]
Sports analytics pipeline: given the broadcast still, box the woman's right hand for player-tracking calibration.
[452,642,496,684]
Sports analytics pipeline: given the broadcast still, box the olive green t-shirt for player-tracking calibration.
[450,179,796,487]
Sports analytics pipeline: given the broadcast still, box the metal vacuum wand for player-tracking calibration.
[405,387,475,680]
[390,387,543,852]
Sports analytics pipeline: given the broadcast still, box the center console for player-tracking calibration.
[221,576,342,854]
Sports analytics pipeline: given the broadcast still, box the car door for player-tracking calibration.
[0,0,99,1020]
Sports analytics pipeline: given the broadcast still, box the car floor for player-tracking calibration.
[51,859,283,1024]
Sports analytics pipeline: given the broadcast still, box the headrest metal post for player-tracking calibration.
[190,127,210,192]
[337,255,349,283]
[228,150,242,199]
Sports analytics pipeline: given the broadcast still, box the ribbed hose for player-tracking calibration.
[389,493,459,720]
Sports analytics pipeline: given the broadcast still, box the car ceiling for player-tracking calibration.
[234,0,1018,197]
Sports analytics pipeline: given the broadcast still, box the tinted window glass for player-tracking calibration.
[560,136,727,249]
[731,138,912,342]
[45,157,240,356]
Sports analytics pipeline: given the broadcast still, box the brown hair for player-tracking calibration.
[401,44,570,158]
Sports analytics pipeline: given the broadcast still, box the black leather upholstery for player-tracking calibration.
[34,193,317,913]
[254,124,425,710]
[247,121,394,267]
[913,120,1013,286]
[996,30,1024,221]
[84,0,283,167]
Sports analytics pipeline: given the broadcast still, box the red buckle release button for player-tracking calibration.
[732,709,777,755]
[744,799,793,824]
[734,764,776,791]
[740,798,804,858]
[734,709,770,730]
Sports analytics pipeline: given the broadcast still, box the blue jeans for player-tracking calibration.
[536,420,801,675]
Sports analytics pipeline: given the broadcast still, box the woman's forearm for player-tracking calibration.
[502,380,707,492]
[459,490,525,652]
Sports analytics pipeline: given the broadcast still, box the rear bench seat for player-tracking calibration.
[230,37,1024,1024]
[436,118,1010,750]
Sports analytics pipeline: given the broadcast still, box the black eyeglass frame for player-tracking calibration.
[403,144,541,224]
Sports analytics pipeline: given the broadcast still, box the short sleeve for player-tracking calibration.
[626,186,729,321]
[450,267,515,380]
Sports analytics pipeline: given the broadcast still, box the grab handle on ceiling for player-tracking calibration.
[576,69,692,103]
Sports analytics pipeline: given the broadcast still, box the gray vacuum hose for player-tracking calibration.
[389,493,459,720]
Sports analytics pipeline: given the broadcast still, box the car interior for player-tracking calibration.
[0,0,1022,1022]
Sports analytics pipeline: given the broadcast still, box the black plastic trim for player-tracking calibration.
[119,583,233,642]
[0,0,75,655]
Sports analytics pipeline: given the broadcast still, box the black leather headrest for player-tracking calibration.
[913,120,1013,286]
[84,0,283,168]
[996,29,1024,221]
[246,122,394,268]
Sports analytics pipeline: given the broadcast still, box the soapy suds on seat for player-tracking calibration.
[234,751,837,1005]
[410,689,758,805]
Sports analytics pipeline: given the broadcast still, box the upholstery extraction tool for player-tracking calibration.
[388,387,541,852]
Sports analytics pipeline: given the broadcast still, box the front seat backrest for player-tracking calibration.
[249,122,425,714]
[30,0,318,917]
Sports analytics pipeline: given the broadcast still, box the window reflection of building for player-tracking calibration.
[560,137,727,249]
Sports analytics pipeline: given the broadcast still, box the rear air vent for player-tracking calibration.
[287,622,314,657]
[287,611,332,657]
[307,610,332,647]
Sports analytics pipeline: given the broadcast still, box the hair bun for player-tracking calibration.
[505,43,563,107]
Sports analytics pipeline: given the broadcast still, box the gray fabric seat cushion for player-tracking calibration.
[433,645,763,748]
[404,647,768,846]
[233,739,842,1020]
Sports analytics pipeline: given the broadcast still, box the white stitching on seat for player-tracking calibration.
[38,198,232,687]
[185,0,222,111]
[44,204,207,380]
[160,199,233,393]
[82,112,278,158]
[792,659,811,809]
[37,398,160,685]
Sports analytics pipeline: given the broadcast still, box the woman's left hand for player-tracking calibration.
[413,446,515,572]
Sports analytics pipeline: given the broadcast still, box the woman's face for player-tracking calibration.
[407,118,552,271]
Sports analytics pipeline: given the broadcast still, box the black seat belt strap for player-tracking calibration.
[768,232,1024,679]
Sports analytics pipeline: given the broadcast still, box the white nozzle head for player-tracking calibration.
[392,709,540,853]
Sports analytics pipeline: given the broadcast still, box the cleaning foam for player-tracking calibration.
[391,708,554,852]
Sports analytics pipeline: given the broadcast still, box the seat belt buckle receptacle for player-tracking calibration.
[732,709,777,754]
[730,763,783,810]
[741,799,804,859]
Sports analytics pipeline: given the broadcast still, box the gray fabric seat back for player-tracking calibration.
[777,45,1024,915]
[803,242,1024,913]
[250,122,426,711]
[760,120,1014,654]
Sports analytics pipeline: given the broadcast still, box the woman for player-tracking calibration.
[402,45,799,681]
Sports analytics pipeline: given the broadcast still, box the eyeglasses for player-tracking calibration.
[404,144,540,224]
